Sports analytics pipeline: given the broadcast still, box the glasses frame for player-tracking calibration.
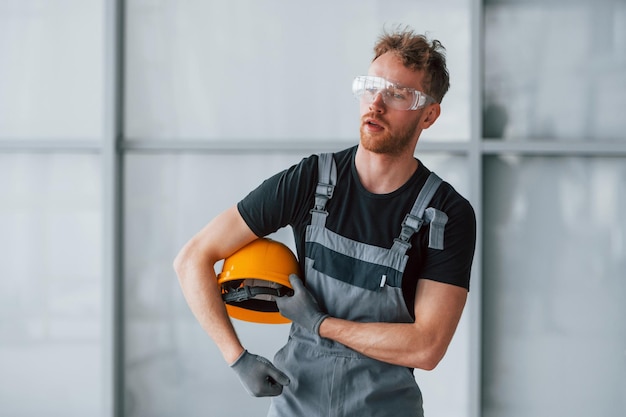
[352,75,435,110]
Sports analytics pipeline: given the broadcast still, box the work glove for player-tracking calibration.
[275,274,329,335]
[230,350,290,397]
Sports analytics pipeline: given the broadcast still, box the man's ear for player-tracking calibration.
[421,103,441,129]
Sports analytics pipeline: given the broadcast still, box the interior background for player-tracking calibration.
[1,0,625,416]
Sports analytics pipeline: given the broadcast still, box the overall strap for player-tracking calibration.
[391,172,448,254]
[310,153,337,228]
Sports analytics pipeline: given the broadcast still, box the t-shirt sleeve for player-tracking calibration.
[418,188,477,290]
[237,155,317,238]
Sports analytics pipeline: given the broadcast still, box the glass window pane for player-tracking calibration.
[124,151,473,417]
[0,154,103,415]
[484,1,626,141]
[0,0,104,139]
[482,156,626,417]
[125,0,471,142]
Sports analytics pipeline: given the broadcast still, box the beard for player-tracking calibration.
[359,114,421,156]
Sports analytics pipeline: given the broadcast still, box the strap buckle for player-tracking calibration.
[400,213,423,240]
[392,214,423,251]
[316,183,334,199]
[311,183,334,213]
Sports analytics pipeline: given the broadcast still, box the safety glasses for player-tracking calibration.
[352,75,435,110]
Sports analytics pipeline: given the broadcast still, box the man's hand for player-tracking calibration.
[230,350,290,397]
[275,274,329,335]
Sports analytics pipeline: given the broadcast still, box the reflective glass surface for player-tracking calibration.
[0,0,104,139]
[483,156,626,417]
[125,0,471,142]
[0,154,103,415]
[484,1,626,140]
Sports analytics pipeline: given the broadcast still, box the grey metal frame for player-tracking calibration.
[469,1,484,416]
[103,0,124,416]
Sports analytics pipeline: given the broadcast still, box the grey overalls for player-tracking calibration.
[268,153,448,417]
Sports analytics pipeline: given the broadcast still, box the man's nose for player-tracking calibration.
[369,91,386,112]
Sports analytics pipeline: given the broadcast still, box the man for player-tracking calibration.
[174,28,476,416]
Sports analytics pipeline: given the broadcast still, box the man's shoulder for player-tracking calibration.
[297,145,355,171]
[414,166,475,222]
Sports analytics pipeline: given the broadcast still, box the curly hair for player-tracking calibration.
[373,28,450,103]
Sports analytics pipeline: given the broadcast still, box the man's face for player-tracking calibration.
[359,52,433,156]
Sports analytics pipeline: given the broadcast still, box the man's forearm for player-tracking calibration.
[318,317,441,370]
[174,250,244,364]
[173,206,259,364]
[180,271,244,363]
[317,280,467,370]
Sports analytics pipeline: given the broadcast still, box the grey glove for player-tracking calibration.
[230,350,290,397]
[275,274,329,335]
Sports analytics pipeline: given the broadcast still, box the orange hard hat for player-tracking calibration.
[217,238,299,324]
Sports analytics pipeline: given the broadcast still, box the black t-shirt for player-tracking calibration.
[237,146,476,313]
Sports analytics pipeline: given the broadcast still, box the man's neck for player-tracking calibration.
[354,145,419,194]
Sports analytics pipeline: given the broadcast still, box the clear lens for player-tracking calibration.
[352,76,433,110]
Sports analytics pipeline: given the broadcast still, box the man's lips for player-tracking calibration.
[362,116,387,132]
